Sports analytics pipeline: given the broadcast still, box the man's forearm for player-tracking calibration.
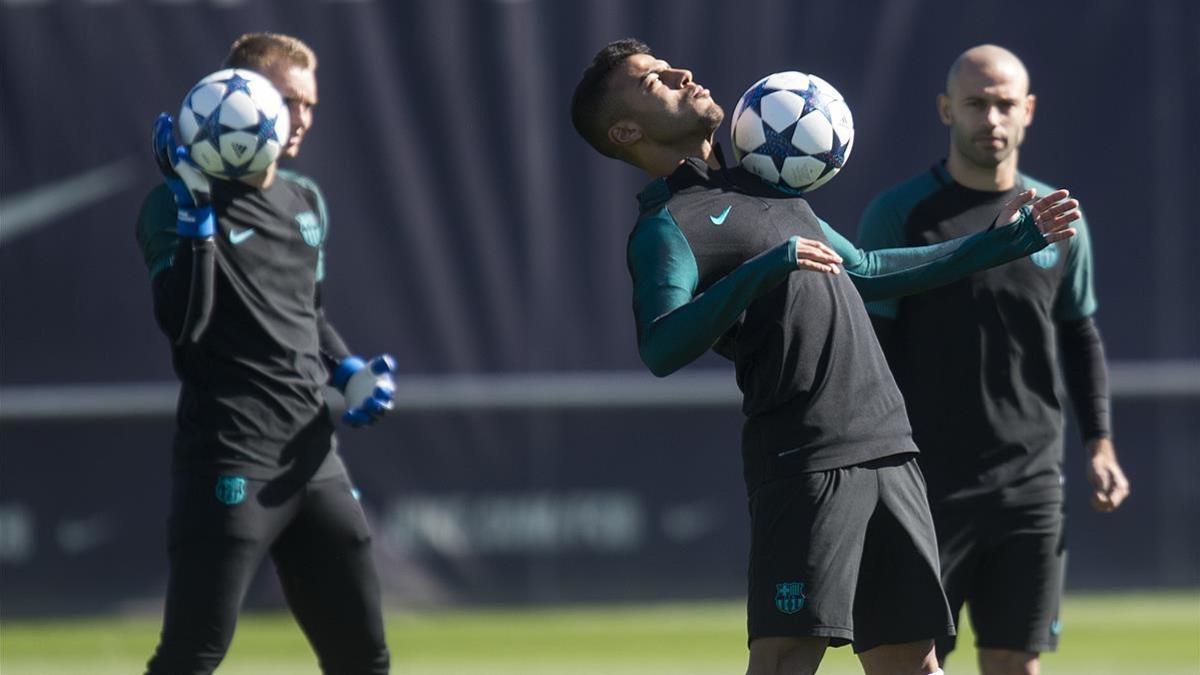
[1058,315,1111,442]
[825,213,1049,301]
[635,238,796,377]
[317,310,352,373]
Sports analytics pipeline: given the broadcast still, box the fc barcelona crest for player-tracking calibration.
[1029,244,1060,269]
[775,581,806,615]
[215,475,247,506]
[295,212,323,248]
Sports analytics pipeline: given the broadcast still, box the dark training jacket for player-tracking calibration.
[628,157,1056,491]
[136,170,351,479]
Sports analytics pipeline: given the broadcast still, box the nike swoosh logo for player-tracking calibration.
[709,205,732,225]
[229,228,256,244]
[0,158,138,246]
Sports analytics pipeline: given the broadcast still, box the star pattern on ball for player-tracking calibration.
[222,72,254,98]
[815,130,850,169]
[225,160,252,178]
[190,104,224,147]
[793,81,836,126]
[741,83,839,174]
[256,112,281,146]
[756,119,810,173]
[740,81,772,117]
[733,72,854,193]
[743,81,833,124]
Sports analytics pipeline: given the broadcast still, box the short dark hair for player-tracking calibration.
[570,38,651,159]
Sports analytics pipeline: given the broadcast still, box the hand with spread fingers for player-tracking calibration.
[998,187,1081,245]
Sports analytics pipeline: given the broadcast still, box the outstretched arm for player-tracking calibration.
[630,208,840,377]
[828,188,1079,301]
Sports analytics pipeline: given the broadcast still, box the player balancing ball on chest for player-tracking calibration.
[176,68,291,181]
[731,71,855,194]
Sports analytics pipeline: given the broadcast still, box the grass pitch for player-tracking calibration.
[2,591,1196,674]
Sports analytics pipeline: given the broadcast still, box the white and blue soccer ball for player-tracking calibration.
[730,71,854,194]
[177,68,290,180]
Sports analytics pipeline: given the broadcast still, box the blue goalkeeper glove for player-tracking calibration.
[332,354,397,428]
[152,113,214,239]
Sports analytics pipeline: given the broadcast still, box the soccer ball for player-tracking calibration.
[177,68,290,180]
[730,71,854,194]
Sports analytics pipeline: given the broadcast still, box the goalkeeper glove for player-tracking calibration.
[152,113,214,238]
[333,354,397,428]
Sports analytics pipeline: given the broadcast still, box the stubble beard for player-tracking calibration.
[656,104,724,147]
[955,124,1019,171]
[702,103,725,138]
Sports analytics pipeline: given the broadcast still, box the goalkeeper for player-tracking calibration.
[135,33,392,675]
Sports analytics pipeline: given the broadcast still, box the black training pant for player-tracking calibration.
[145,470,390,675]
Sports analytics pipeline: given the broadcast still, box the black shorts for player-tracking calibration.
[747,453,954,653]
[934,500,1066,658]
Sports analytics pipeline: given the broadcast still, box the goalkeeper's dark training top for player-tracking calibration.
[629,157,1057,491]
[136,170,351,480]
[857,162,1104,507]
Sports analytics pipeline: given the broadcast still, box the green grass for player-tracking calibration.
[2,591,1197,674]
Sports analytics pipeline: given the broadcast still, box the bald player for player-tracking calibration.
[856,45,1130,675]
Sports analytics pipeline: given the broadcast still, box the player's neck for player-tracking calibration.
[240,164,277,190]
[946,149,1019,192]
[637,135,720,178]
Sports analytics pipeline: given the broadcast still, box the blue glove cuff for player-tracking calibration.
[177,206,216,238]
[332,355,366,391]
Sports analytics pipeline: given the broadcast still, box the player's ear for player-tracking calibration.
[608,120,642,148]
[936,94,953,126]
[1024,93,1037,126]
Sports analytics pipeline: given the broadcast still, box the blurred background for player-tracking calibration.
[1,0,1198,671]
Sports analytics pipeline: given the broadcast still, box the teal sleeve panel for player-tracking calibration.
[852,193,909,318]
[824,209,1052,302]
[135,184,180,280]
[1053,209,1098,320]
[629,207,797,377]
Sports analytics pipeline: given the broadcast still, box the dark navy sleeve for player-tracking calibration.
[302,178,352,371]
[822,210,1052,302]
[1058,315,1111,442]
[629,206,797,376]
[137,185,215,344]
[316,287,352,371]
